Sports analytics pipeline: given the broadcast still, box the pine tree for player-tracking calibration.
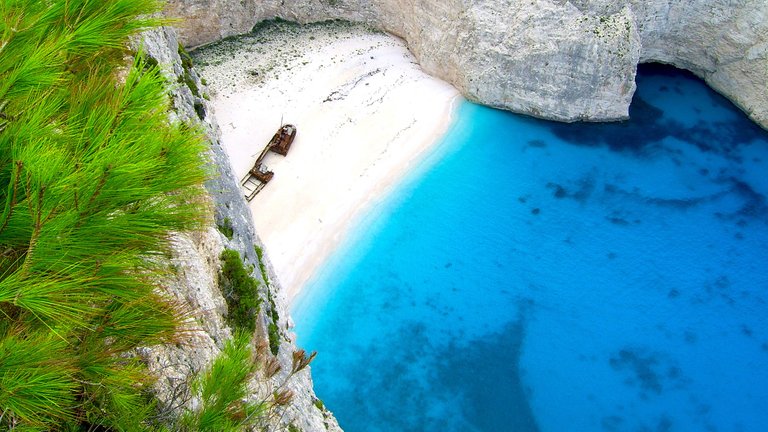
[0,1,208,428]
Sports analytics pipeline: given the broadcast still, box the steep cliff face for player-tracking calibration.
[139,26,341,432]
[627,0,767,128]
[165,0,767,128]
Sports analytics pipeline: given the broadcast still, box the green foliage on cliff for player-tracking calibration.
[255,245,281,356]
[220,249,262,333]
[218,216,235,239]
[181,331,267,432]
[0,0,209,429]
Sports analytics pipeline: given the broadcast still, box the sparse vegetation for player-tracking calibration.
[268,321,281,356]
[255,245,270,284]
[194,100,206,120]
[180,331,318,431]
[220,249,262,333]
[181,331,267,431]
[178,41,204,117]
[250,17,301,35]
[218,216,235,239]
[192,19,385,92]
[313,398,326,411]
[254,245,282,355]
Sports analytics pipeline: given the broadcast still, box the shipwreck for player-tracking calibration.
[240,124,297,201]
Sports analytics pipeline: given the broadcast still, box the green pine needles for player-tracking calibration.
[1,0,209,429]
[181,331,267,431]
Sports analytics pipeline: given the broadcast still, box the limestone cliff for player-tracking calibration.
[136,2,765,429]
[139,27,341,432]
[165,0,767,128]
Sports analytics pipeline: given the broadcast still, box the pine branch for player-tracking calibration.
[0,160,23,234]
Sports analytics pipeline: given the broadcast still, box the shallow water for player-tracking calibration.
[292,64,768,431]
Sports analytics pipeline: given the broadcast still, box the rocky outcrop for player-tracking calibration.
[628,0,767,128]
[139,26,341,432]
[165,0,768,129]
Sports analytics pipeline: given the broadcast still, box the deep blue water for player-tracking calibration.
[292,64,768,432]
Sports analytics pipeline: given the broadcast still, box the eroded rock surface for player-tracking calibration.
[165,0,767,128]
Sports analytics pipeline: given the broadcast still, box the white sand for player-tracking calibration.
[194,22,459,303]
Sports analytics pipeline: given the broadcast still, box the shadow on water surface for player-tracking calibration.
[548,63,766,156]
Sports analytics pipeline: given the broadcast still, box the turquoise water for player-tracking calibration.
[292,64,768,431]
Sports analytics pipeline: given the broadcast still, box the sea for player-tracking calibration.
[291,64,768,432]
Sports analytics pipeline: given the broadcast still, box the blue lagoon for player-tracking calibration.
[293,64,768,431]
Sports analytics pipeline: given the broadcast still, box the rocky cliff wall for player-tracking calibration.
[165,0,767,129]
[139,26,341,432]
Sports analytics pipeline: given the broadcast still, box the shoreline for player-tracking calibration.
[193,21,460,304]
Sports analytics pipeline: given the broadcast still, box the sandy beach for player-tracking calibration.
[193,21,459,303]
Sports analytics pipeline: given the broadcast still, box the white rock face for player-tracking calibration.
[165,0,767,128]
[628,0,768,128]
[164,0,260,47]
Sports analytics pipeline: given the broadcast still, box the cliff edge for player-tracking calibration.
[140,27,341,432]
